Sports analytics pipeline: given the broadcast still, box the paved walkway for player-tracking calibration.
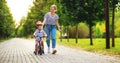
[0,38,120,63]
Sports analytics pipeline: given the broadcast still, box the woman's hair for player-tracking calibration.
[50,4,57,11]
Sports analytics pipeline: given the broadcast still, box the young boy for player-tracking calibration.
[33,21,47,55]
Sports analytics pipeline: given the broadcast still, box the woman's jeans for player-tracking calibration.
[45,25,56,48]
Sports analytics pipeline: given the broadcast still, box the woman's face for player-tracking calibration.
[50,7,55,13]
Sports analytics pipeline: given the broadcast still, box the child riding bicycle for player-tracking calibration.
[33,21,47,55]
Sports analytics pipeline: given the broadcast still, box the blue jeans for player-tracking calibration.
[45,25,56,48]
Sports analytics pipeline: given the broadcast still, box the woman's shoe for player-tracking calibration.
[52,50,57,54]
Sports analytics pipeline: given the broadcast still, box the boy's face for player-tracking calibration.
[37,24,42,30]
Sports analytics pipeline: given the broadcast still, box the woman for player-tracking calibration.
[42,4,61,54]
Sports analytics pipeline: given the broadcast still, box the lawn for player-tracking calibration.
[57,38,120,57]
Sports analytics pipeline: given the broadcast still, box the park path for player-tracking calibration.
[0,38,120,63]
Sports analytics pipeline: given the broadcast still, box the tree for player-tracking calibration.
[61,0,105,45]
[82,0,105,45]
[0,0,15,38]
[105,0,110,49]
[110,0,119,47]
[61,0,87,43]
[56,0,71,42]
[21,0,56,37]
[16,17,26,37]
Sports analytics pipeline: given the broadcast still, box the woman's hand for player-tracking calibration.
[56,20,62,32]
[58,26,62,32]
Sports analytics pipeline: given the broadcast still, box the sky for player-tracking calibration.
[6,0,33,23]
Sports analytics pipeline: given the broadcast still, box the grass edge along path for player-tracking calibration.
[57,38,120,58]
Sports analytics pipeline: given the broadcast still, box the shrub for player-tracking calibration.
[67,23,89,38]
[78,23,89,38]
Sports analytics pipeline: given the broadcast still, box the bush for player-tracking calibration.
[17,26,25,37]
[115,19,120,37]
[115,27,120,37]
[67,23,89,38]
[93,27,102,38]
[93,22,105,38]
[78,23,89,38]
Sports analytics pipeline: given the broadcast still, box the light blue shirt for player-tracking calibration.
[34,29,46,41]
[44,12,59,25]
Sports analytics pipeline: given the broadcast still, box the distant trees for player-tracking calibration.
[60,0,85,43]
[60,0,105,45]
[17,0,57,37]
[0,0,15,38]
[83,0,105,45]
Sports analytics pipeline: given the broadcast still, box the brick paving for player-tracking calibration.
[0,38,120,63]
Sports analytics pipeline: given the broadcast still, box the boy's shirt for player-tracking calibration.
[34,29,46,41]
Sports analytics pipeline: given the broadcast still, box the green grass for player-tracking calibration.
[57,38,120,57]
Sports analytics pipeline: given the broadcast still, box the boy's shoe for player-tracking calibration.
[52,50,57,54]
[34,51,37,55]
[40,51,42,55]
[42,50,44,54]
[39,47,42,55]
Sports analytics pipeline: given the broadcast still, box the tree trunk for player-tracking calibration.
[75,25,78,44]
[112,0,115,47]
[67,26,69,42]
[105,0,110,49]
[89,20,93,45]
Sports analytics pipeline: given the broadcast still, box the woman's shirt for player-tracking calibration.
[44,12,59,25]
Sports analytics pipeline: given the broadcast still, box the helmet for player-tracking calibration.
[36,21,42,25]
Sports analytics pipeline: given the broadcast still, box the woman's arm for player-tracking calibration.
[43,31,47,38]
[56,19,61,32]
[42,18,47,28]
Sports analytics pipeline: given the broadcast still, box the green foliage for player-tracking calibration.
[67,23,89,38]
[17,0,57,37]
[16,17,26,37]
[78,23,89,38]
[0,0,15,38]
[115,27,120,37]
[61,0,86,25]
[93,28,102,38]
[115,19,120,37]
[116,2,120,11]
[84,0,105,22]
[56,0,71,26]
[60,0,105,45]
[60,0,105,26]
[16,0,120,38]
[93,22,105,38]
[17,26,25,37]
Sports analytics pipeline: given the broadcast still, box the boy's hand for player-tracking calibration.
[43,34,47,38]
[43,36,46,38]
[34,35,38,37]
